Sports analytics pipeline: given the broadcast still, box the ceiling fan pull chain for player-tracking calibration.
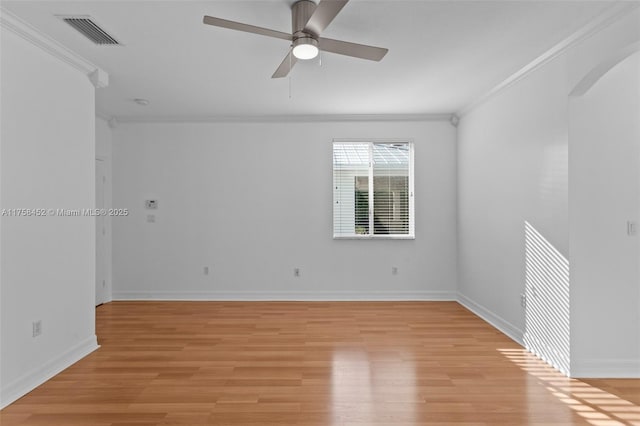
[288,50,293,99]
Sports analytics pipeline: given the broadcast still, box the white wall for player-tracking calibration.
[112,120,457,300]
[0,27,98,407]
[457,57,569,345]
[96,117,113,303]
[457,9,640,377]
[569,51,640,377]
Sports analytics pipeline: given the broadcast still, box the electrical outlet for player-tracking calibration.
[391,266,398,275]
[204,266,209,275]
[520,294,526,308]
[294,268,300,277]
[32,320,42,337]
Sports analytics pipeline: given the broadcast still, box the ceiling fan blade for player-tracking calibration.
[203,16,292,42]
[303,0,349,36]
[272,50,297,78]
[319,37,388,61]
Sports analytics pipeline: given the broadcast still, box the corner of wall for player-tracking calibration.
[456,293,524,346]
[0,336,99,409]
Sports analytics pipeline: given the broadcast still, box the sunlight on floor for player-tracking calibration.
[331,348,416,424]
[500,348,640,426]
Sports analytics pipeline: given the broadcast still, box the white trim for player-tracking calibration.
[113,113,452,124]
[570,40,640,97]
[96,113,119,129]
[0,335,99,409]
[88,68,108,89]
[112,290,457,301]
[96,111,112,122]
[571,359,640,379]
[333,235,416,240]
[0,8,108,88]
[333,138,415,143]
[458,2,640,117]
[456,292,524,346]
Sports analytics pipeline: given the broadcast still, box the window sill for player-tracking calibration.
[333,235,415,240]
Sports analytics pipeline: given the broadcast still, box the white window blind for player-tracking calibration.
[333,141,414,239]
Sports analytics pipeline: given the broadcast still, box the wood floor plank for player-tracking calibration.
[1,301,639,425]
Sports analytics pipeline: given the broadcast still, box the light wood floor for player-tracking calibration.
[1,301,639,425]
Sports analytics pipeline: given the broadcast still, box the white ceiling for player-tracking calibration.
[2,0,615,119]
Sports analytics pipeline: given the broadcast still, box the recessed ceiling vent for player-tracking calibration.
[61,16,120,45]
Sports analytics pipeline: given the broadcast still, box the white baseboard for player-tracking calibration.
[572,358,640,378]
[524,333,571,377]
[456,292,524,346]
[0,335,99,409]
[112,290,457,301]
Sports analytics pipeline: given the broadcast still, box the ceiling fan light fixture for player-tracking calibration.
[292,37,318,60]
[202,0,388,78]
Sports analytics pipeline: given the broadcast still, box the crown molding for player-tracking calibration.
[95,111,111,121]
[112,113,453,124]
[458,1,640,117]
[570,39,640,97]
[0,7,109,88]
[95,112,120,128]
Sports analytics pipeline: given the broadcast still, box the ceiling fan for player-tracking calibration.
[203,0,388,78]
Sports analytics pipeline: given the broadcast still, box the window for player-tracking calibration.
[333,141,414,239]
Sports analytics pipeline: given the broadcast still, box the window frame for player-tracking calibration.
[332,139,415,240]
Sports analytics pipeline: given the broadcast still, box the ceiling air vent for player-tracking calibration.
[61,16,120,45]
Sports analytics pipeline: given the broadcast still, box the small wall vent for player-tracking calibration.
[61,16,120,45]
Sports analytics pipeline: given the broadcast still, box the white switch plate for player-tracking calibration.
[627,221,637,236]
[32,320,42,337]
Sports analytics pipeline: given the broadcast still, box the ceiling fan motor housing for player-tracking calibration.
[202,0,388,78]
[292,0,318,39]
[291,0,320,60]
